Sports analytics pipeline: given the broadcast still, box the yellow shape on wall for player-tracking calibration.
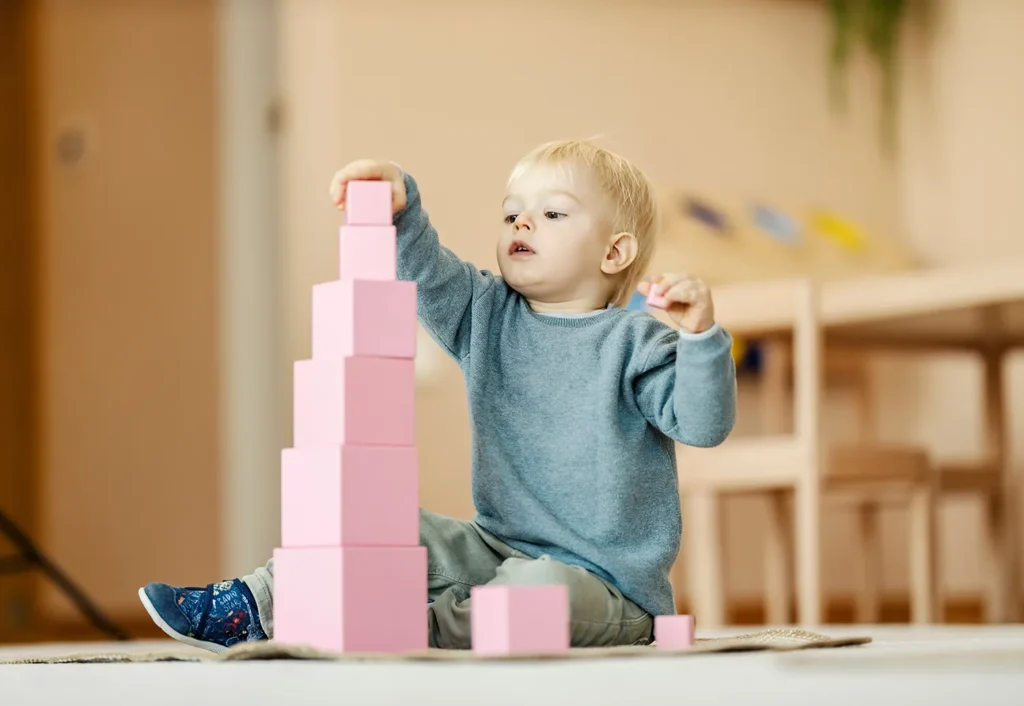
[809,211,867,252]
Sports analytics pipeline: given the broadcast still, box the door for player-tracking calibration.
[0,0,38,642]
[30,0,221,634]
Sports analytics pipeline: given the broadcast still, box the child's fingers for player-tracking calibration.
[328,160,395,208]
[636,281,652,296]
[650,273,693,296]
[665,281,701,305]
[390,179,407,212]
[646,274,669,295]
[328,173,348,206]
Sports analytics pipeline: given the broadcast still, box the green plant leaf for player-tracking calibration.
[828,0,853,110]
[826,0,912,155]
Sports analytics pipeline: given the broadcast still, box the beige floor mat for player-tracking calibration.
[1,628,870,664]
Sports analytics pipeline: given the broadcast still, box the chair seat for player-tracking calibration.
[825,443,932,487]
[937,460,1002,494]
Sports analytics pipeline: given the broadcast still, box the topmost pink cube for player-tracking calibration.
[345,181,394,226]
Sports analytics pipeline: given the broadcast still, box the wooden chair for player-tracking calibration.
[846,324,1017,623]
[672,278,940,626]
[804,310,1018,624]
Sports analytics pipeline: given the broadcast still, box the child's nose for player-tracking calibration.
[513,214,533,231]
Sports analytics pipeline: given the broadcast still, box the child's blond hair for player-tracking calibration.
[509,139,658,307]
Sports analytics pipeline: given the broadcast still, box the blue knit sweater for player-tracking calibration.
[394,173,737,616]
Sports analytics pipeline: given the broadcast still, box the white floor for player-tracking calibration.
[2,625,1023,706]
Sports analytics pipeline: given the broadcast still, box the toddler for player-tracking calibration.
[139,139,737,652]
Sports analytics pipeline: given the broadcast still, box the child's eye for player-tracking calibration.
[544,211,565,220]
[503,214,517,224]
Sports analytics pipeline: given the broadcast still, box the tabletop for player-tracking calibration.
[708,262,1024,349]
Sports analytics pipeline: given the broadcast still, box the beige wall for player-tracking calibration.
[278,0,912,603]
[34,0,220,618]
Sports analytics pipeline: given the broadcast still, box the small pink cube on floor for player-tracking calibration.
[470,585,570,656]
[345,181,393,225]
[654,614,695,649]
[274,545,427,654]
[646,287,669,309]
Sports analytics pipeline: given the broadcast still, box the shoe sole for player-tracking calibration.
[137,587,228,654]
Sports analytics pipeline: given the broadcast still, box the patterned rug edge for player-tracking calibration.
[0,629,872,664]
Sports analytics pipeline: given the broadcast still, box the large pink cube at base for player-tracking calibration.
[312,279,417,360]
[344,180,393,226]
[339,224,397,281]
[293,357,414,448]
[280,444,419,548]
[273,546,428,653]
[654,614,695,649]
[470,584,570,656]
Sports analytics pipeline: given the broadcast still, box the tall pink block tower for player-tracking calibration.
[273,181,428,654]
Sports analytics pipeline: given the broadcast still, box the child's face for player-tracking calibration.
[498,161,623,309]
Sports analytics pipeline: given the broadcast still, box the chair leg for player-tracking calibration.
[795,483,823,626]
[764,490,792,624]
[908,481,941,624]
[855,502,882,624]
[686,490,727,627]
[983,492,1010,622]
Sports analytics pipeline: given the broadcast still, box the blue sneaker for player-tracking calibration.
[138,578,267,653]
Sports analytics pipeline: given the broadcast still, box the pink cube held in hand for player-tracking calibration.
[654,614,695,649]
[344,181,393,226]
[471,584,570,656]
[646,286,670,310]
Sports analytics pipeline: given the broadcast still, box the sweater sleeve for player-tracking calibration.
[392,172,497,362]
[632,323,737,447]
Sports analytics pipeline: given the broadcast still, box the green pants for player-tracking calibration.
[244,508,653,649]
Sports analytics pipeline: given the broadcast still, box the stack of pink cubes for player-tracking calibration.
[272,181,428,653]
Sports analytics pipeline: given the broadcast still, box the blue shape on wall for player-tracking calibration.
[683,196,730,234]
[753,204,801,244]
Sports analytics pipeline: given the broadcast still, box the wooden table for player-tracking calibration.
[706,262,1024,622]
[713,263,1024,347]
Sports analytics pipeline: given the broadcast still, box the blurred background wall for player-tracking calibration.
[0,0,1022,640]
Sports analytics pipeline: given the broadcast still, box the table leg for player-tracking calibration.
[686,490,727,627]
[982,348,1021,622]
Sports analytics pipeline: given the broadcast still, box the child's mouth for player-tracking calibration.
[509,241,535,256]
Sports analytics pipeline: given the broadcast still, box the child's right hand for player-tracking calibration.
[328,159,406,213]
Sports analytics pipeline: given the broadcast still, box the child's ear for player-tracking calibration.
[600,232,638,275]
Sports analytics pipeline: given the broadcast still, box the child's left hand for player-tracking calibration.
[637,274,716,334]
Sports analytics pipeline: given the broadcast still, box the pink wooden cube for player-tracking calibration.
[293,357,414,448]
[280,445,419,548]
[273,546,427,653]
[470,584,570,656]
[654,614,695,649]
[344,181,393,225]
[312,279,417,360]
[339,224,397,281]
[646,287,669,309]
